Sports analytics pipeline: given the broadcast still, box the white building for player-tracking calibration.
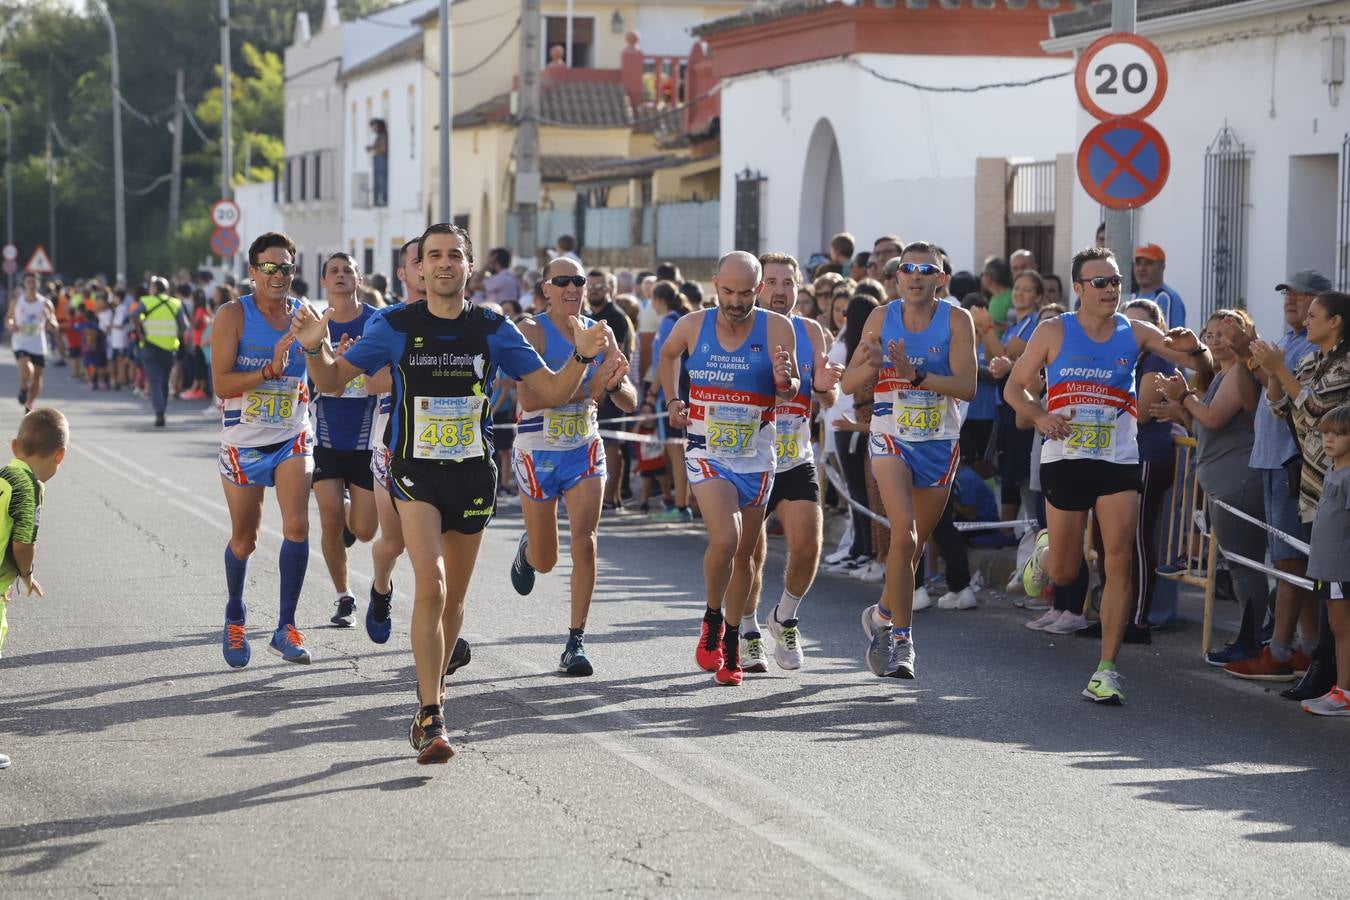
[280,0,437,297]
[339,34,427,289]
[696,1,1078,272]
[1048,0,1350,339]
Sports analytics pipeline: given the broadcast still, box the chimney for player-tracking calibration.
[293,10,311,44]
[321,0,341,31]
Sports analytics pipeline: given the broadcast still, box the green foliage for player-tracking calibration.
[0,0,396,280]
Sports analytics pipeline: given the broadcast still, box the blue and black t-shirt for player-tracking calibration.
[342,301,544,465]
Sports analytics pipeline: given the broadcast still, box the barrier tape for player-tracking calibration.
[494,410,668,433]
[819,457,1035,533]
[1218,548,1317,590]
[1208,496,1311,555]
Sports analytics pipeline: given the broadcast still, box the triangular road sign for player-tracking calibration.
[24,245,54,275]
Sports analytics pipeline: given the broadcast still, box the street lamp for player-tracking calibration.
[87,0,127,285]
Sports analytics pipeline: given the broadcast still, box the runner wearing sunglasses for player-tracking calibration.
[842,242,977,680]
[293,223,613,763]
[1004,246,1211,704]
[211,231,316,670]
[509,257,638,676]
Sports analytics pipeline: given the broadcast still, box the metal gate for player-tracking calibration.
[1339,132,1349,291]
[1200,125,1251,317]
[1006,160,1055,275]
[734,169,766,255]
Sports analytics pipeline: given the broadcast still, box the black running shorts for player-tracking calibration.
[1039,459,1142,513]
[389,457,498,535]
[767,463,820,513]
[312,447,375,491]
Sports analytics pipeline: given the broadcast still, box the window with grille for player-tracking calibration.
[1201,125,1251,317]
[734,169,766,255]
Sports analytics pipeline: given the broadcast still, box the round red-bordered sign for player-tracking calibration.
[1076,116,1170,210]
[1075,33,1168,121]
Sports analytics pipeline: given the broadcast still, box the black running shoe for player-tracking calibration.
[17,388,26,406]
[412,708,454,764]
[510,532,536,595]
[342,526,357,548]
[331,595,357,627]
[444,637,472,678]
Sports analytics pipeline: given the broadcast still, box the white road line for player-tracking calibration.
[67,438,977,899]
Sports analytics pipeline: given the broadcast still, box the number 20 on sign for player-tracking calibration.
[1075,33,1169,121]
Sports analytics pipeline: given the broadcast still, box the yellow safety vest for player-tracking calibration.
[140,294,183,352]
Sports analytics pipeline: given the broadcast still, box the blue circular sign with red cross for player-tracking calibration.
[210,227,240,258]
[1076,116,1170,210]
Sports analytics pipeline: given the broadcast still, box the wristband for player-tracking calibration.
[303,342,323,357]
[573,349,596,365]
[1188,344,1209,357]
[665,399,682,409]
[912,366,929,387]
[605,383,623,395]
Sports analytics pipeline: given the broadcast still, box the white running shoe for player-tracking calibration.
[856,561,886,583]
[741,634,769,673]
[937,587,978,610]
[1044,611,1091,634]
[912,586,932,611]
[1025,609,1063,630]
[766,614,804,670]
[824,547,852,565]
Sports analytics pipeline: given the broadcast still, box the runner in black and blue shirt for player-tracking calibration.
[292,223,613,765]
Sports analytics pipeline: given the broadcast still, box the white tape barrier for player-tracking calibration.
[819,457,1035,533]
[1208,496,1311,555]
[494,410,668,433]
[1218,548,1317,590]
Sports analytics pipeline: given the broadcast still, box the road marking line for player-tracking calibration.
[68,439,976,898]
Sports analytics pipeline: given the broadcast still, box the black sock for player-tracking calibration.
[569,626,584,638]
[703,607,723,626]
[419,703,440,720]
[723,624,740,654]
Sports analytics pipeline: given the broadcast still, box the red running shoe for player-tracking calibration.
[695,618,724,671]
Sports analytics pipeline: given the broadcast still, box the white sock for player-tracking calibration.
[775,589,803,622]
[741,610,760,635]
[872,606,890,628]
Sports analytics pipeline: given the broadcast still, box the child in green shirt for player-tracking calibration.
[0,407,68,770]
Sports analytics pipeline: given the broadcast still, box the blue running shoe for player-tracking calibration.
[268,624,312,665]
[444,637,472,678]
[366,583,393,645]
[510,532,536,596]
[559,632,593,676]
[222,618,251,669]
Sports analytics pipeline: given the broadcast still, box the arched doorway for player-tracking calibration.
[797,118,845,263]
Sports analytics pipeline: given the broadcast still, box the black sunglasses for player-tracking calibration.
[549,275,586,288]
[1078,275,1123,289]
[254,262,296,277]
[897,262,942,276]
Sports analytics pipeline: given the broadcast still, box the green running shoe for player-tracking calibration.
[1082,667,1125,705]
[1021,528,1052,599]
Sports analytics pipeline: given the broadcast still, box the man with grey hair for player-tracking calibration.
[660,251,800,686]
[1010,249,1037,277]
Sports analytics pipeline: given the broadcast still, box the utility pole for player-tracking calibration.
[1105,0,1136,300]
[90,0,127,284]
[46,117,56,273]
[168,68,184,242]
[438,0,451,221]
[516,0,541,260]
[220,0,232,202]
[0,103,13,296]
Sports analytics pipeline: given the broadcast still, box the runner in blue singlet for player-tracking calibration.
[660,251,799,687]
[841,240,978,683]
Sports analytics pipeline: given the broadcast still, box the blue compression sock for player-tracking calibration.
[277,538,309,628]
[224,545,248,621]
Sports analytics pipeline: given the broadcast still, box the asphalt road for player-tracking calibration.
[1,357,1347,899]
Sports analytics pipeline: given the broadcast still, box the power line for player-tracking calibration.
[850,59,1071,93]
[423,18,520,79]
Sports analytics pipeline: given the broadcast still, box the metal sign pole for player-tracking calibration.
[1105,0,1137,301]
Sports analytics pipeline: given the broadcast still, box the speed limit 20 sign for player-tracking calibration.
[210,199,241,230]
[1075,33,1168,121]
